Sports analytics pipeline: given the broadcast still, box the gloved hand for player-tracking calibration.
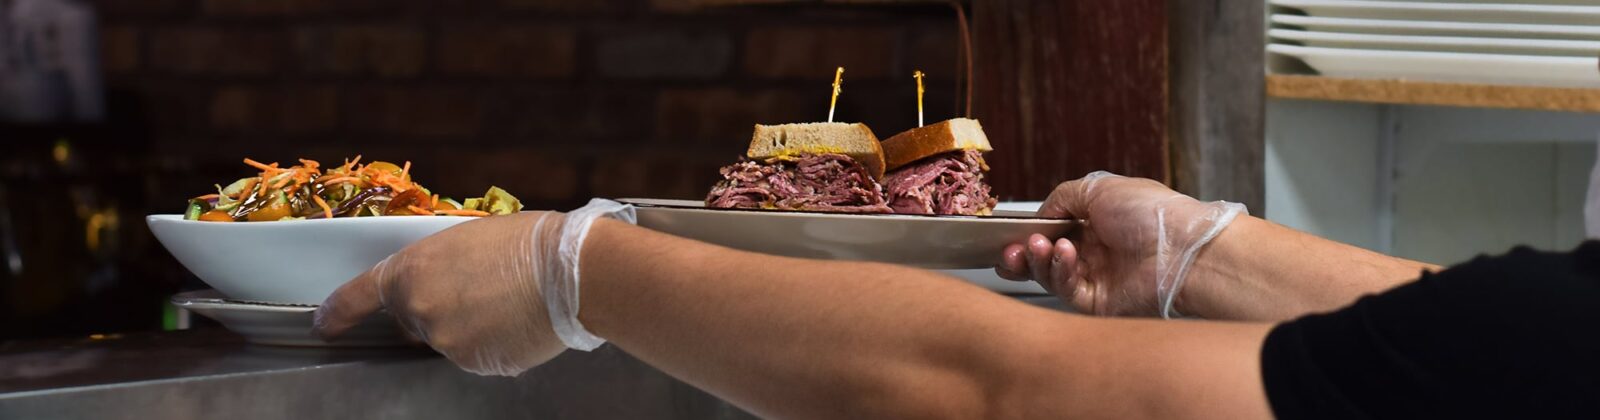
[311,199,635,376]
[995,172,1245,318]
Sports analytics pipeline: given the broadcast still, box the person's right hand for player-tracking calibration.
[995,172,1245,318]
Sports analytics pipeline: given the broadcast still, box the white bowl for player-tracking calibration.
[147,215,474,304]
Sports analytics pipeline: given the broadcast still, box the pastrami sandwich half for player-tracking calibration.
[879,118,998,215]
[705,122,892,213]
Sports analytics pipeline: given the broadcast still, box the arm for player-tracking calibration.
[1182,215,1440,321]
[997,173,1437,321]
[580,219,1275,420]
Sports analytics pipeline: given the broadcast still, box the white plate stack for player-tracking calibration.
[1266,0,1600,87]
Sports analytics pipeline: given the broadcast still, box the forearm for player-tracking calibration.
[577,219,1062,418]
[1183,216,1439,321]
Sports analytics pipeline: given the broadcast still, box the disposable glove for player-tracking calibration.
[312,199,635,376]
[995,172,1244,318]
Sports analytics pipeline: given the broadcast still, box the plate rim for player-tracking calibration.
[617,198,1077,223]
[171,289,317,313]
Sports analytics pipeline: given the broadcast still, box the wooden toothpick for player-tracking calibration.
[828,67,844,123]
[913,70,926,127]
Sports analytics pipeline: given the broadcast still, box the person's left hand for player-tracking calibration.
[311,211,571,376]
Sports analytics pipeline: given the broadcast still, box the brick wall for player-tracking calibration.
[95,0,963,211]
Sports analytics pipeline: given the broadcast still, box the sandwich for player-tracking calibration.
[705,122,892,213]
[879,118,997,215]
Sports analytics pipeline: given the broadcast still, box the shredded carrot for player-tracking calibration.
[256,177,271,197]
[298,158,320,170]
[401,161,412,181]
[243,158,277,171]
[323,176,361,186]
[192,193,220,200]
[435,209,490,217]
[271,175,292,189]
[406,205,432,215]
[312,195,332,219]
[430,194,439,208]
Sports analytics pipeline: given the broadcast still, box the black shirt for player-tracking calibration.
[1261,241,1600,419]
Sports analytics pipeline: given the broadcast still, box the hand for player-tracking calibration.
[995,172,1245,318]
[311,200,635,376]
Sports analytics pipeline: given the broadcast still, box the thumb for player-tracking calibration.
[1037,171,1121,219]
[312,255,394,340]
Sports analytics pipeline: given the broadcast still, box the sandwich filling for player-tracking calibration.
[706,153,892,213]
[882,149,997,215]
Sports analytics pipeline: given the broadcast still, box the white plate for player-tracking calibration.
[172,289,410,347]
[1269,29,1600,57]
[620,198,1080,270]
[1268,44,1600,87]
[1271,15,1600,41]
[1271,0,1600,26]
[148,214,473,305]
[943,201,1049,295]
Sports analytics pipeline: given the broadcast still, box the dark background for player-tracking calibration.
[1,0,969,340]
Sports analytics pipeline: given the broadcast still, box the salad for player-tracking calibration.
[184,156,522,222]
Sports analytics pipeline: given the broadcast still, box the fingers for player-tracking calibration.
[1036,171,1120,219]
[1024,234,1054,289]
[995,243,1029,280]
[311,257,392,340]
[1048,238,1076,296]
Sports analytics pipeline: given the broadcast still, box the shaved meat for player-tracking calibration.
[882,150,996,215]
[706,153,891,213]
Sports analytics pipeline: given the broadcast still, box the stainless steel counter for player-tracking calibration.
[0,295,1063,419]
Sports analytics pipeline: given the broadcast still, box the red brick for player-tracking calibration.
[743,27,898,79]
[648,0,788,12]
[905,24,960,82]
[347,87,484,139]
[594,29,731,80]
[294,25,426,77]
[101,26,142,74]
[491,88,654,143]
[99,0,190,17]
[654,88,819,146]
[149,28,284,75]
[590,155,717,200]
[200,0,385,16]
[499,0,629,13]
[211,86,340,133]
[435,25,576,78]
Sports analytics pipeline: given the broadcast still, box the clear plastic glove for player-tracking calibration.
[311,199,635,376]
[995,172,1244,318]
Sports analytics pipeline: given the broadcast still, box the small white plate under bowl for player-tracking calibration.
[1271,0,1600,26]
[1269,29,1600,57]
[1270,15,1600,41]
[173,289,410,347]
[1268,44,1600,87]
[620,198,1080,270]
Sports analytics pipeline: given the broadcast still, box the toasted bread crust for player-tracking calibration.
[881,118,993,171]
[747,122,886,180]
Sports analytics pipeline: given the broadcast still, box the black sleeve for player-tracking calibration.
[1260,241,1600,420]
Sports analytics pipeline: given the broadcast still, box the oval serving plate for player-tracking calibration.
[619,198,1080,270]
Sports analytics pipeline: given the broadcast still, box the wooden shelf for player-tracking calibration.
[1266,74,1600,113]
